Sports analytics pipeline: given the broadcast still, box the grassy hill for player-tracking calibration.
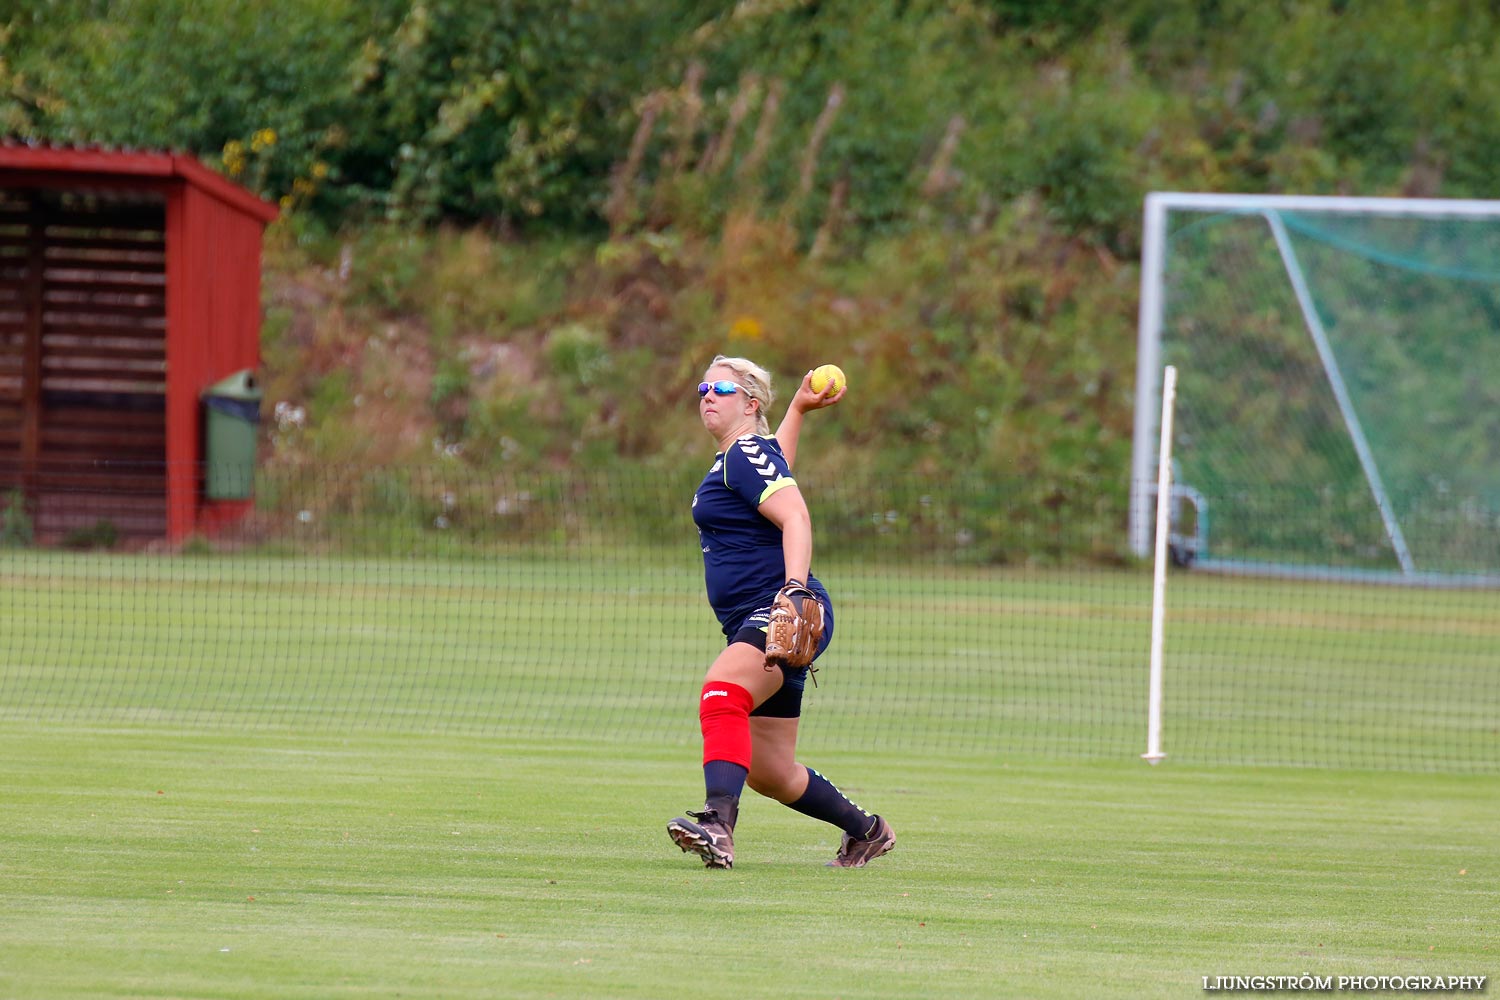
[255,198,1140,558]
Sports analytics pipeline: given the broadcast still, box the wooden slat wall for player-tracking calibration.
[0,193,27,459]
[0,190,168,542]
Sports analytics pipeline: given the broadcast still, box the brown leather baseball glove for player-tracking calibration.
[764,580,825,673]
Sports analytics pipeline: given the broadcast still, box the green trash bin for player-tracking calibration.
[202,369,262,500]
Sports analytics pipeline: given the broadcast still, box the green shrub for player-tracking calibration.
[1,490,34,548]
[12,0,1500,234]
[13,0,368,206]
[60,520,118,551]
[544,323,609,387]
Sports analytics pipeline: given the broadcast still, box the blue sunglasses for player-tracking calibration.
[698,380,750,397]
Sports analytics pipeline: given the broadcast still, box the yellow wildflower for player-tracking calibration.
[222,139,246,177]
[729,315,763,340]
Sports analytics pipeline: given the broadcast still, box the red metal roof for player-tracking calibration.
[0,142,279,224]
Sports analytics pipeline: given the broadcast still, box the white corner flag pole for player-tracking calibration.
[1142,364,1177,766]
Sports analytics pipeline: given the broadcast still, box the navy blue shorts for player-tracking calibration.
[725,594,833,719]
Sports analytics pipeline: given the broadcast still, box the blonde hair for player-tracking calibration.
[708,354,774,435]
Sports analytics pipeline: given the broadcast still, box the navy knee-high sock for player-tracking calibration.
[786,767,879,838]
[703,760,748,804]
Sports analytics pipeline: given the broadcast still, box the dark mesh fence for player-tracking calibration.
[1,466,1496,770]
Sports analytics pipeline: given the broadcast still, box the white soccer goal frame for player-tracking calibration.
[1130,191,1500,584]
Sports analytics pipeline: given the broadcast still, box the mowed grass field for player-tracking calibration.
[2,552,1497,998]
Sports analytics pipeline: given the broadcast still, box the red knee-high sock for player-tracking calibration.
[699,681,754,769]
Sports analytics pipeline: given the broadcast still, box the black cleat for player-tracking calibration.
[827,814,895,868]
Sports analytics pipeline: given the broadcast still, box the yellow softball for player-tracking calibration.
[810,363,846,396]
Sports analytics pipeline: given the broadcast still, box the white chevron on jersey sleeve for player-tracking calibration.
[736,436,778,481]
[735,435,797,504]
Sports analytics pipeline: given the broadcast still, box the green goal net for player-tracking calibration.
[1132,194,1500,585]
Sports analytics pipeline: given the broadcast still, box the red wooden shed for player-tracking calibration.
[0,144,278,544]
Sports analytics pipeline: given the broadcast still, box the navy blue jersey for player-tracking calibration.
[692,434,826,631]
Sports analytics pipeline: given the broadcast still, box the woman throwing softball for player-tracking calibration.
[667,355,895,870]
